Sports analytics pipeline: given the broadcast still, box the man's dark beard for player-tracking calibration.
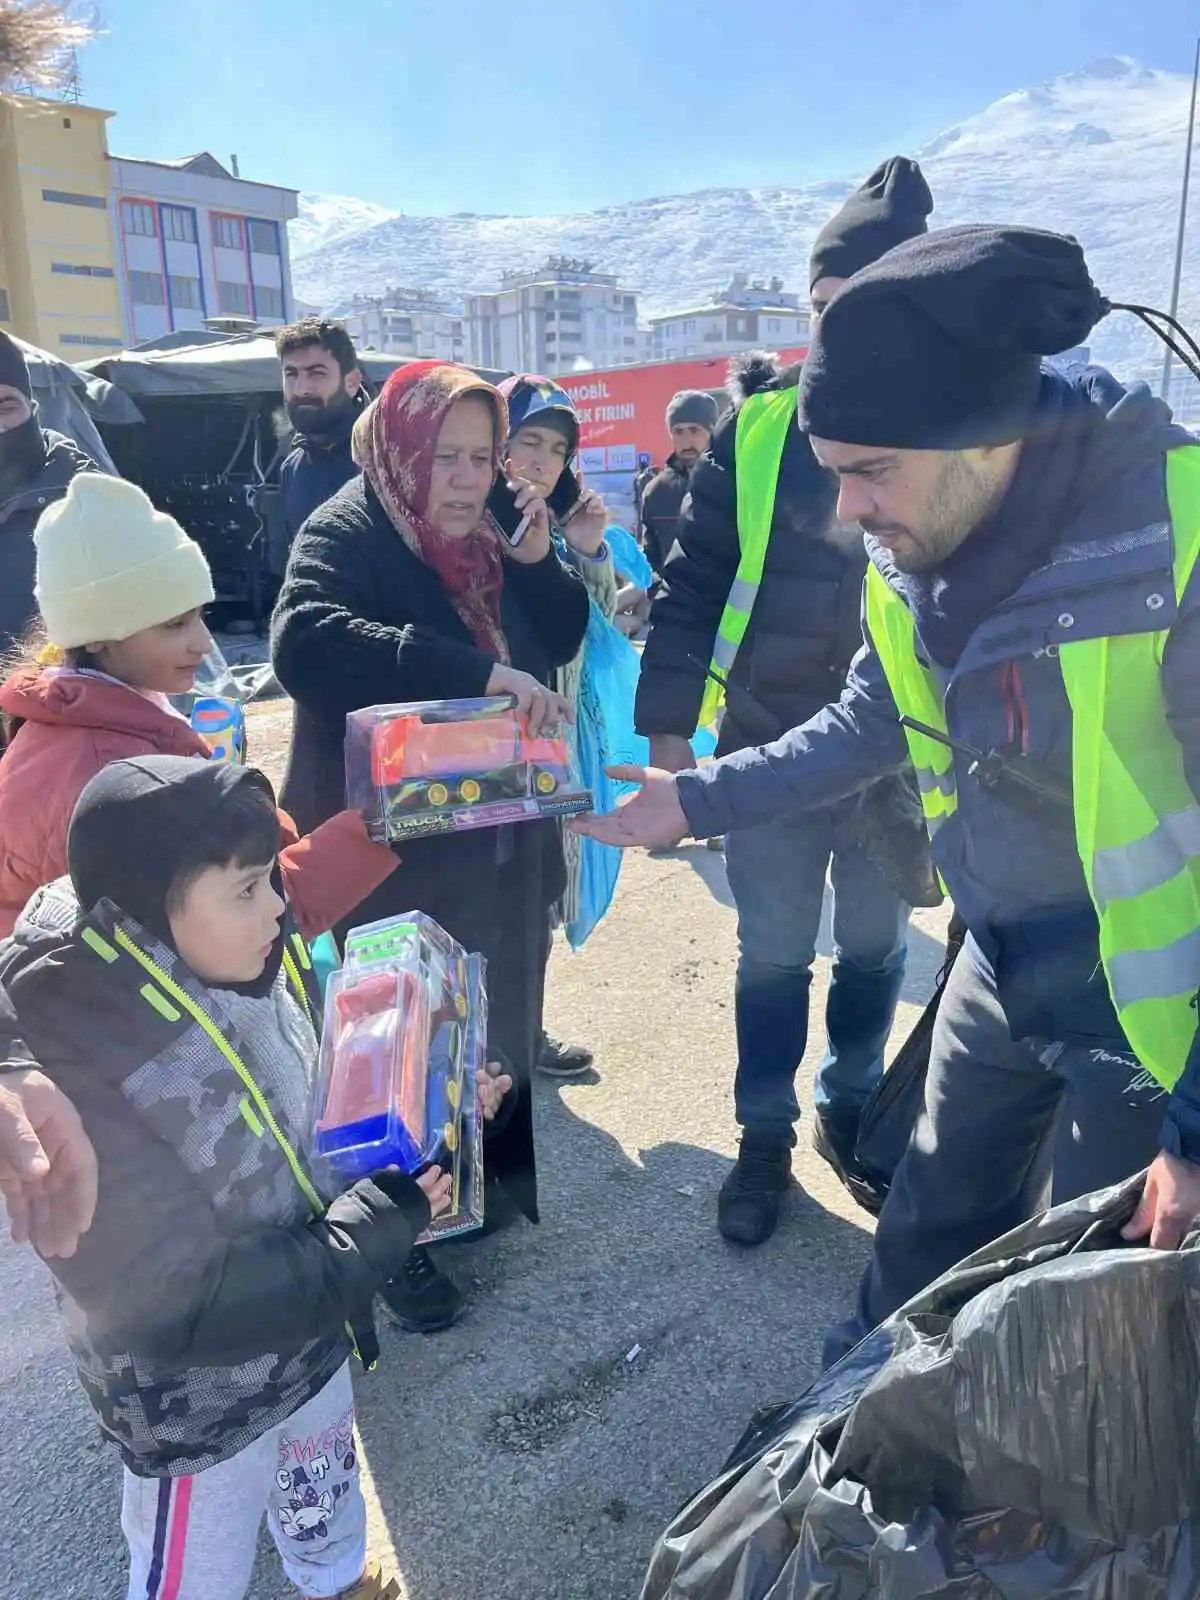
[0,415,47,502]
[286,389,359,444]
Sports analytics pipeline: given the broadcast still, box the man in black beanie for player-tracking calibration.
[633,158,935,1249]
[639,389,721,578]
[0,330,98,655]
[587,223,1200,1356]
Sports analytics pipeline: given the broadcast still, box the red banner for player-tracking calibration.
[561,350,807,474]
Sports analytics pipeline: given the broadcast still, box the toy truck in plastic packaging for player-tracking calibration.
[309,912,487,1242]
[345,694,593,843]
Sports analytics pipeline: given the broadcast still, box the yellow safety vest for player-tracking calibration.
[866,445,1200,1090]
[698,387,800,727]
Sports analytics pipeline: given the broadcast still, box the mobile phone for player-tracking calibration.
[547,467,584,526]
[485,477,532,547]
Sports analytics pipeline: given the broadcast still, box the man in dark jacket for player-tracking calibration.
[275,318,365,540]
[640,390,720,577]
[634,159,934,1248]
[579,226,1200,1364]
[0,331,97,654]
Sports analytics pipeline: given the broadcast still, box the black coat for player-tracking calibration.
[270,476,590,1220]
[278,427,358,543]
[634,357,861,758]
[0,428,97,654]
[639,456,692,578]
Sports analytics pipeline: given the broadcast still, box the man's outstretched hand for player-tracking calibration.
[1122,1150,1200,1250]
[0,1070,98,1258]
[569,765,691,850]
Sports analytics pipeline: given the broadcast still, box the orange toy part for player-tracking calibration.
[372,712,522,786]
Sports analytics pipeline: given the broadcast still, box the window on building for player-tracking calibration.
[129,270,166,306]
[558,309,581,322]
[0,289,9,322]
[212,215,244,251]
[623,295,636,312]
[624,336,636,346]
[43,188,107,210]
[169,275,203,310]
[217,280,251,315]
[256,285,284,319]
[767,318,781,334]
[246,219,281,255]
[161,206,197,244]
[122,202,157,236]
[59,333,122,347]
[545,333,557,344]
[51,263,116,278]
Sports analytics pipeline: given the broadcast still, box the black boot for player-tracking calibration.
[717,1135,793,1246]
[537,1032,594,1079]
[380,1247,465,1333]
[811,1109,888,1216]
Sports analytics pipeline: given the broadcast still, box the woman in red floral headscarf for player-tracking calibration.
[271,361,589,1330]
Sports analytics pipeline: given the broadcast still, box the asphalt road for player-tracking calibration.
[0,726,950,1597]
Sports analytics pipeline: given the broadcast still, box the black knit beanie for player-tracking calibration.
[808,157,933,291]
[666,390,719,430]
[798,224,1109,450]
[0,331,32,399]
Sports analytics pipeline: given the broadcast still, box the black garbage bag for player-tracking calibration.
[642,1174,1200,1599]
[850,913,967,1214]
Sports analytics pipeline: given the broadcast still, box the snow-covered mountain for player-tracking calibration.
[290,57,1199,386]
[290,193,400,260]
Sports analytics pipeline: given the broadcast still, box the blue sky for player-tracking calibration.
[81,0,1198,214]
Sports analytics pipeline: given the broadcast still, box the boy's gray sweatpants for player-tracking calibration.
[122,1362,367,1599]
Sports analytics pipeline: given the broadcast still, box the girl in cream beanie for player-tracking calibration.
[0,474,216,934]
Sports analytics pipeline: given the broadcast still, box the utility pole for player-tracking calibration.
[1162,36,1200,403]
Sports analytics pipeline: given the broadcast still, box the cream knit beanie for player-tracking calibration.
[34,475,215,648]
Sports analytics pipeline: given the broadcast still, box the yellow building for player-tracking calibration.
[0,92,123,356]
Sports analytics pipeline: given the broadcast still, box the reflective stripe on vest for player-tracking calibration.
[698,387,799,728]
[867,444,1200,1090]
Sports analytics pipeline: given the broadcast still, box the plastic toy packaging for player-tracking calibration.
[309,912,486,1243]
[345,694,593,844]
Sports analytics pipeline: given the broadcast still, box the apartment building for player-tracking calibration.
[109,152,299,345]
[0,91,124,355]
[465,259,639,376]
[342,291,466,362]
[649,275,809,363]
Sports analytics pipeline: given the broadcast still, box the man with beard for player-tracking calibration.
[275,319,365,540]
[577,225,1200,1364]
[0,331,98,657]
[639,390,720,578]
[633,160,935,1249]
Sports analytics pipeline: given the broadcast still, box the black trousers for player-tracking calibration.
[823,937,1167,1367]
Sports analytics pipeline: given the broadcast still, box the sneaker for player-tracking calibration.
[338,1561,404,1599]
[811,1110,888,1217]
[705,835,726,853]
[537,1032,594,1079]
[717,1136,793,1246]
[380,1247,465,1334]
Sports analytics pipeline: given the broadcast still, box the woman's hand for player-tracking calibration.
[502,480,552,564]
[486,663,573,735]
[477,1061,514,1121]
[414,1164,454,1218]
[562,488,608,558]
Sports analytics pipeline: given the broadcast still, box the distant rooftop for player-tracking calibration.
[110,151,299,194]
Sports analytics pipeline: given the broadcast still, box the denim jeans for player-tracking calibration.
[822,938,1168,1368]
[723,805,910,1147]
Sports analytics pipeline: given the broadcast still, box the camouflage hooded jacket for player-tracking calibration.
[0,881,427,1477]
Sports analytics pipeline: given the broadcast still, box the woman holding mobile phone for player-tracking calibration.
[271,361,589,1333]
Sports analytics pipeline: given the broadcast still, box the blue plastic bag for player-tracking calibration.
[604,523,654,591]
[564,608,716,949]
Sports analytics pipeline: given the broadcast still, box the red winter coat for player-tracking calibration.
[0,668,400,941]
[0,670,209,936]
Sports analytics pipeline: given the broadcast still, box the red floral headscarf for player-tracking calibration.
[353,360,511,662]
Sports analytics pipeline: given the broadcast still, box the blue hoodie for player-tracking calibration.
[677,367,1200,1155]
